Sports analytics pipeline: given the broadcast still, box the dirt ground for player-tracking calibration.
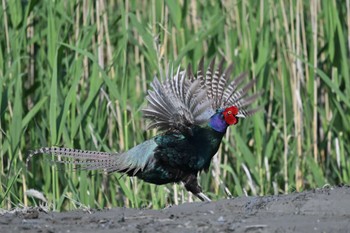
[1,185,349,233]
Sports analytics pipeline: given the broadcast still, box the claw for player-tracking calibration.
[196,192,211,202]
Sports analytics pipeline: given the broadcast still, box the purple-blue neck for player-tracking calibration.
[208,112,228,133]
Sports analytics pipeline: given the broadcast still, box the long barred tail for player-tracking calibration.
[26,147,120,172]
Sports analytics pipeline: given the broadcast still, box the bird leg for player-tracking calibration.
[183,174,211,202]
[218,178,233,199]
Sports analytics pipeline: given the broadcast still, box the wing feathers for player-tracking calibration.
[213,58,227,108]
[197,57,205,87]
[223,72,249,106]
[236,91,263,108]
[143,57,260,132]
[205,58,216,99]
[225,78,256,106]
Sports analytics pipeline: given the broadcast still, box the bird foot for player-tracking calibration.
[222,185,234,199]
[196,192,211,202]
[164,204,173,209]
[182,174,211,202]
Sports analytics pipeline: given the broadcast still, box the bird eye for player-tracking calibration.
[227,111,232,115]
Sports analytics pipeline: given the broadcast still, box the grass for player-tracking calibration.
[0,0,349,210]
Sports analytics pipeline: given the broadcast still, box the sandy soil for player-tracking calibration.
[1,185,349,233]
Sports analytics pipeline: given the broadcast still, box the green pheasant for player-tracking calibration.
[28,58,261,202]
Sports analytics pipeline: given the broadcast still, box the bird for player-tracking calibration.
[27,57,261,202]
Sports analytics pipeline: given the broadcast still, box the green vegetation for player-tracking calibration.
[0,0,349,210]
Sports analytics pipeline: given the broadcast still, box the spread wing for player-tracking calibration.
[143,66,214,134]
[143,57,261,133]
[188,57,262,117]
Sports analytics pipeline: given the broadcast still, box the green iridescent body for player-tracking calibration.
[131,125,225,185]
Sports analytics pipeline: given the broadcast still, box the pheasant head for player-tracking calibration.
[208,106,245,133]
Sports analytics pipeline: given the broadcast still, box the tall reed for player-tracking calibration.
[0,0,349,210]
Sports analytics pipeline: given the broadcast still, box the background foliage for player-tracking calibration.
[0,0,349,210]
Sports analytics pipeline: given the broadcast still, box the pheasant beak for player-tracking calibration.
[235,113,246,118]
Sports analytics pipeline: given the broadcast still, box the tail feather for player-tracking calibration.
[27,140,156,177]
[26,147,119,172]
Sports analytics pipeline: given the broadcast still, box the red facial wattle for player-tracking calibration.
[223,106,239,125]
